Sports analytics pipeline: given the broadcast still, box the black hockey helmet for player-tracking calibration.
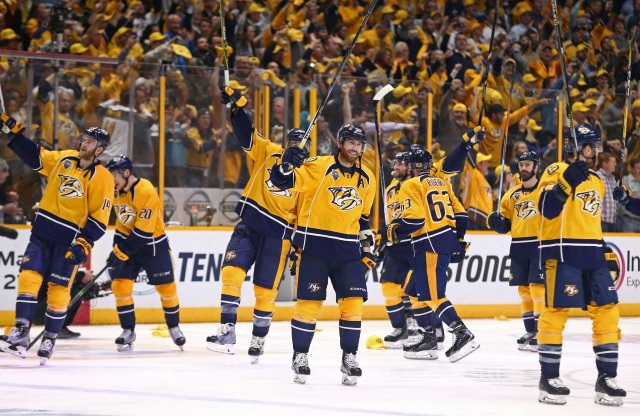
[106,155,133,174]
[338,124,367,151]
[394,151,411,164]
[517,151,540,166]
[409,144,433,171]
[82,127,110,148]
[564,124,602,154]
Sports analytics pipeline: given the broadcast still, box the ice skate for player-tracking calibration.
[292,352,310,384]
[538,376,570,405]
[445,322,479,363]
[403,328,438,360]
[0,325,30,358]
[168,326,186,350]
[406,317,420,344]
[517,331,536,351]
[248,336,265,364]
[435,323,445,350]
[37,336,56,365]
[206,323,236,354]
[528,334,538,352]
[383,326,407,349]
[594,375,626,407]
[340,352,362,386]
[115,328,136,352]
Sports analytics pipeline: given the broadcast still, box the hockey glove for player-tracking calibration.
[613,185,631,205]
[558,160,589,193]
[220,86,248,109]
[486,212,511,234]
[281,146,308,170]
[373,232,386,257]
[65,237,92,265]
[0,113,25,139]
[288,250,298,277]
[106,244,130,269]
[383,223,400,245]
[461,126,485,150]
[603,246,620,285]
[450,239,470,264]
[361,252,377,271]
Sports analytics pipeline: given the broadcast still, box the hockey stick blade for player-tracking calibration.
[373,84,394,102]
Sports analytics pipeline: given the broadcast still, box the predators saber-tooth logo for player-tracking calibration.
[115,204,137,225]
[328,186,363,210]
[225,250,237,261]
[264,168,292,197]
[564,285,579,296]
[387,201,402,219]
[514,200,538,220]
[57,174,84,198]
[576,190,602,216]
[308,283,321,292]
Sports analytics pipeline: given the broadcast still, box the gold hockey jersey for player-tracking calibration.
[113,177,166,255]
[538,162,606,269]
[499,181,542,259]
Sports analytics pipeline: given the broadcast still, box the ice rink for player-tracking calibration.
[1,317,638,416]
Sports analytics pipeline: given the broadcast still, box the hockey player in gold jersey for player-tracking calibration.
[105,155,185,352]
[206,86,307,363]
[270,124,376,386]
[487,151,544,352]
[385,146,479,362]
[536,125,626,406]
[0,116,113,364]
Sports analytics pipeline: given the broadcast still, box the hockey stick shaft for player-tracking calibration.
[497,75,517,204]
[550,0,578,160]
[476,0,499,126]
[0,81,5,113]
[619,27,638,185]
[219,0,230,86]
[298,0,379,149]
[374,103,388,226]
[27,265,109,351]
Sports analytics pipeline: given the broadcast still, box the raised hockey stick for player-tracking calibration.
[475,0,499,127]
[550,0,578,160]
[27,265,110,351]
[219,0,230,87]
[373,84,395,227]
[497,72,517,205]
[619,27,638,185]
[298,0,379,150]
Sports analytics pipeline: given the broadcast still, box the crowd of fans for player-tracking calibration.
[0,0,639,231]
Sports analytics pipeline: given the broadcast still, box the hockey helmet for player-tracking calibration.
[408,144,433,171]
[393,151,411,164]
[286,128,310,151]
[517,150,540,166]
[106,155,133,174]
[564,125,602,154]
[338,124,367,151]
[82,127,110,148]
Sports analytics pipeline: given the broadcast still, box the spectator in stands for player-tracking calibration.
[618,157,640,232]
[596,152,618,232]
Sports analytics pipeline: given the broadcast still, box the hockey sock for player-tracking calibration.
[220,294,240,324]
[522,311,535,333]
[529,283,545,332]
[339,319,361,354]
[220,266,245,324]
[15,294,37,325]
[538,343,562,379]
[252,309,273,337]
[593,343,618,377]
[117,304,136,329]
[44,308,66,336]
[162,305,180,328]
[402,296,414,318]
[291,319,316,353]
[412,302,432,330]
[432,299,460,327]
[156,282,180,327]
[382,282,405,328]
[518,285,535,332]
[385,301,405,328]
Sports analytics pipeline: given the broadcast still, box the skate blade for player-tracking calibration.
[206,342,234,354]
[39,357,48,366]
[529,345,538,353]
[403,350,439,360]
[116,343,134,352]
[0,343,27,358]
[177,345,184,351]
[448,341,480,363]
[517,344,528,351]
[250,355,259,364]
[385,340,406,349]
[594,393,624,407]
[293,374,307,384]
[341,374,359,386]
[538,391,567,405]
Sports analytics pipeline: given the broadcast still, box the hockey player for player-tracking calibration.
[536,125,626,406]
[270,124,376,386]
[0,115,114,364]
[105,155,185,351]
[377,127,484,350]
[487,151,544,352]
[612,185,640,215]
[386,147,480,363]
[206,86,308,363]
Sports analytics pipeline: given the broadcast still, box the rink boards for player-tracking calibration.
[1,228,639,325]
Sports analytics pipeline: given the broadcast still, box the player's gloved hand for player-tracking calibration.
[461,126,485,150]
[558,160,590,193]
[106,244,130,269]
[382,223,400,245]
[288,250,298,276]
[0,113,25,139]
[613,185,631,205]
[361,252,377,270]
[373,231,386,257]
[281,146,308,170]
[450,239,470,264]
[220,86,248,108]
[486,211,511,234]
[603,246,620,285]
[65,237,92,265]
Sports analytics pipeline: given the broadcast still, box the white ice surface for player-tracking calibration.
[1,318,638,416]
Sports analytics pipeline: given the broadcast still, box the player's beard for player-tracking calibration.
[519,169,535,182]
[339,146,359,165]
